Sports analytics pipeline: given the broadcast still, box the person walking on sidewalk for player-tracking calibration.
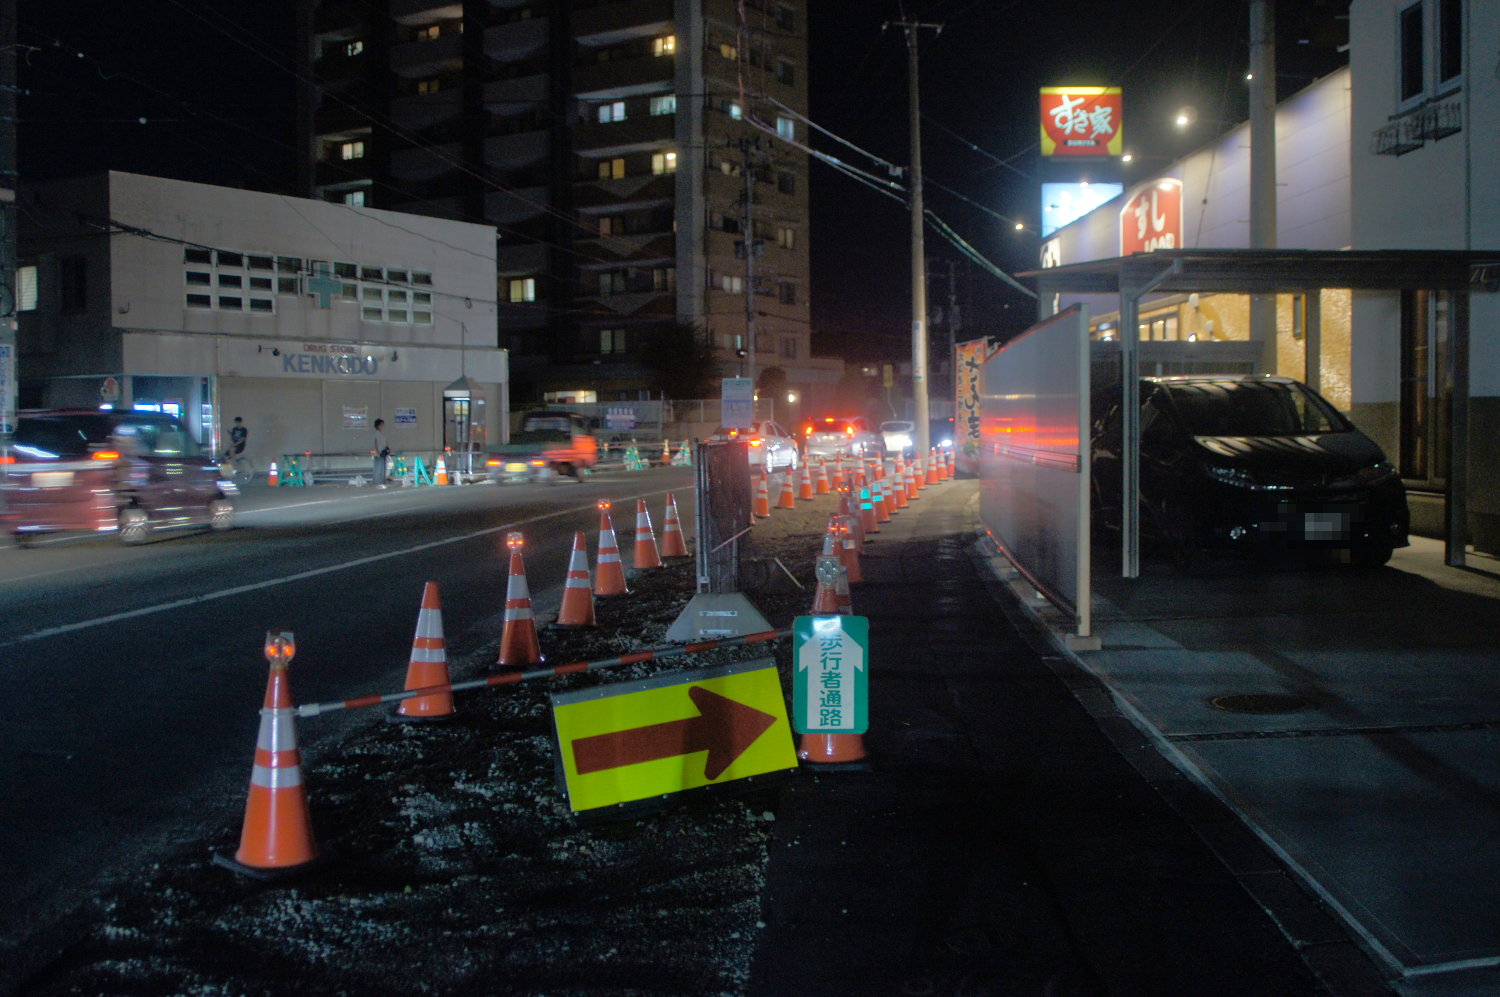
[372,418,390,489]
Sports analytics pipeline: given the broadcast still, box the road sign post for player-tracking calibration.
[792,615,869,735]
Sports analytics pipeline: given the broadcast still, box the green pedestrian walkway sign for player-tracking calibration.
[792,615,868,735]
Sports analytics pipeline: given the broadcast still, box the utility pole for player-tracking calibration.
[739,138,763,395]
[1248,0,1278,371]
[0,0,18,472]
[890,19,941,459]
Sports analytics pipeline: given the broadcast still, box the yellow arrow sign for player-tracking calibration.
[551,660,796,812]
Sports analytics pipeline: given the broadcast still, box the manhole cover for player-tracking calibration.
[1209,693,1312,715]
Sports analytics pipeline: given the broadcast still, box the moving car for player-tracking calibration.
[801,416,881,460]
[879,420,915,458]
[1092,375,1409,567]
[2,409,236,545]
[708,421,799,471]
[485,410,597,483]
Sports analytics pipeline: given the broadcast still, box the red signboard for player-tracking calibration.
[1039,87,1123,158]
[1119,178,1183,255]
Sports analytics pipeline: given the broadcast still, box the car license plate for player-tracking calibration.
[32,471,75,488]
[1303,511,1348,540]
[503,461,528,473]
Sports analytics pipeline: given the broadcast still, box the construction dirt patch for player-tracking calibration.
[13,500,843,997]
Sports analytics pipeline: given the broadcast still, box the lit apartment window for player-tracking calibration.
[340,140,364,161]
[598,158,626,180]
[417,24,440,41]
[597,215,620,236]
[417,78,440,95]
[345,39,364,57]
[721,274,743,294]
[653,267,676,291]
[600,328,626,353]
[720,43,737,60]
[776,116,795,140]
[650,94,676,115]
[599,271,626,294]
[777,226,795,249]
[653,35,675,56]
[726,101,742,119]
[509,277,536,303]
[597,100,626,123]
[652,151,677,175]
[17,265,37,310]
[343,189,366,207]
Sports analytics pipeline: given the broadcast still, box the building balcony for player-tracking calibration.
[390,140,463,182]
[391,90,464,132]
[391,32,463,78]
[1371,97,1463,157]
[573,0,673,44]
[483,130,549,171]
[573,114,675,156]
[391,0,461,26]
[485,186,553,225]
[315,158,373,188]
[573,55,673,100]
[495,241,549,274]
[481,15,549,62]
[577,232,676,264]
[572,173,676,211]
[483,74,549,116]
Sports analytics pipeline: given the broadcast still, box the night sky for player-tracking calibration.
[16,0,1350,363]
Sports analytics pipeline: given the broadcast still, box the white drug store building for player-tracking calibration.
[17,171,506,472]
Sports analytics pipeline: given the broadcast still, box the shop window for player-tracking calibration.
[1400,289,1452,486]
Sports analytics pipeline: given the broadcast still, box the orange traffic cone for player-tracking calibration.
[927,449,941,485]
[435,456,449,486]
[661,439,671,464]
[814,458,830,495]
[632,498,662,570]
[838,513,864,584]
[216,632,321,878]
[799,461,815,500]
[778,470,797,510]
[754,471,772,518]
[946,447,956,478]
[395,582,455,720]
[831,458,846,492]
[496,532,542,667]
[904,460,919,501]
[553,531,596,627]
[594,501,630,596]
[660,492,689,558]
[858,477,878,535]
[911,455,925,492]
[892,462,909,508]
[266,461,279,487]
[873,476,891,523]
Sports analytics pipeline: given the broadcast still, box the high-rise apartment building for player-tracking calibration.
[299,0,841,406]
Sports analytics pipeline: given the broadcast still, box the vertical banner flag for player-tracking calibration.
[954,338,1001,477]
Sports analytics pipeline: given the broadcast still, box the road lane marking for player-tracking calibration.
[0,488,677,649]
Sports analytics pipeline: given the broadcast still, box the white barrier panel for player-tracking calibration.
[978,305,1093,643]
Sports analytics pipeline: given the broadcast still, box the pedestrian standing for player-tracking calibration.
[373,418,389,488]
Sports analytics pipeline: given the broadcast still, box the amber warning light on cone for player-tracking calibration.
[264,631,295,665]
[506,531,524,549]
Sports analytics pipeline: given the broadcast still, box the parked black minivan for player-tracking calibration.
[1092,375,1409,566]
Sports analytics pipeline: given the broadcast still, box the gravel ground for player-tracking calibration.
[13,500,840,997]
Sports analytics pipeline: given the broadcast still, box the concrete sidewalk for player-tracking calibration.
[750,479,1394,996]
[1055,536,1500,996]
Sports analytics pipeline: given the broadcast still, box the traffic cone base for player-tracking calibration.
[798,733,870,766]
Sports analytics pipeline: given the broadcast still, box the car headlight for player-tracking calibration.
[1203,463,1294,491]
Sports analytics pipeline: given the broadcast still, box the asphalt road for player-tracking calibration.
[0,469,697,960]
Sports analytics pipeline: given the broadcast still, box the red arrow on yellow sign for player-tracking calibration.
[571,685,776,780]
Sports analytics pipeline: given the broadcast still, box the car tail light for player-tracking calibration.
[750,439,763,447]
[0,455,13,465]
[92,450,122,461]
[845,426,854,436]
